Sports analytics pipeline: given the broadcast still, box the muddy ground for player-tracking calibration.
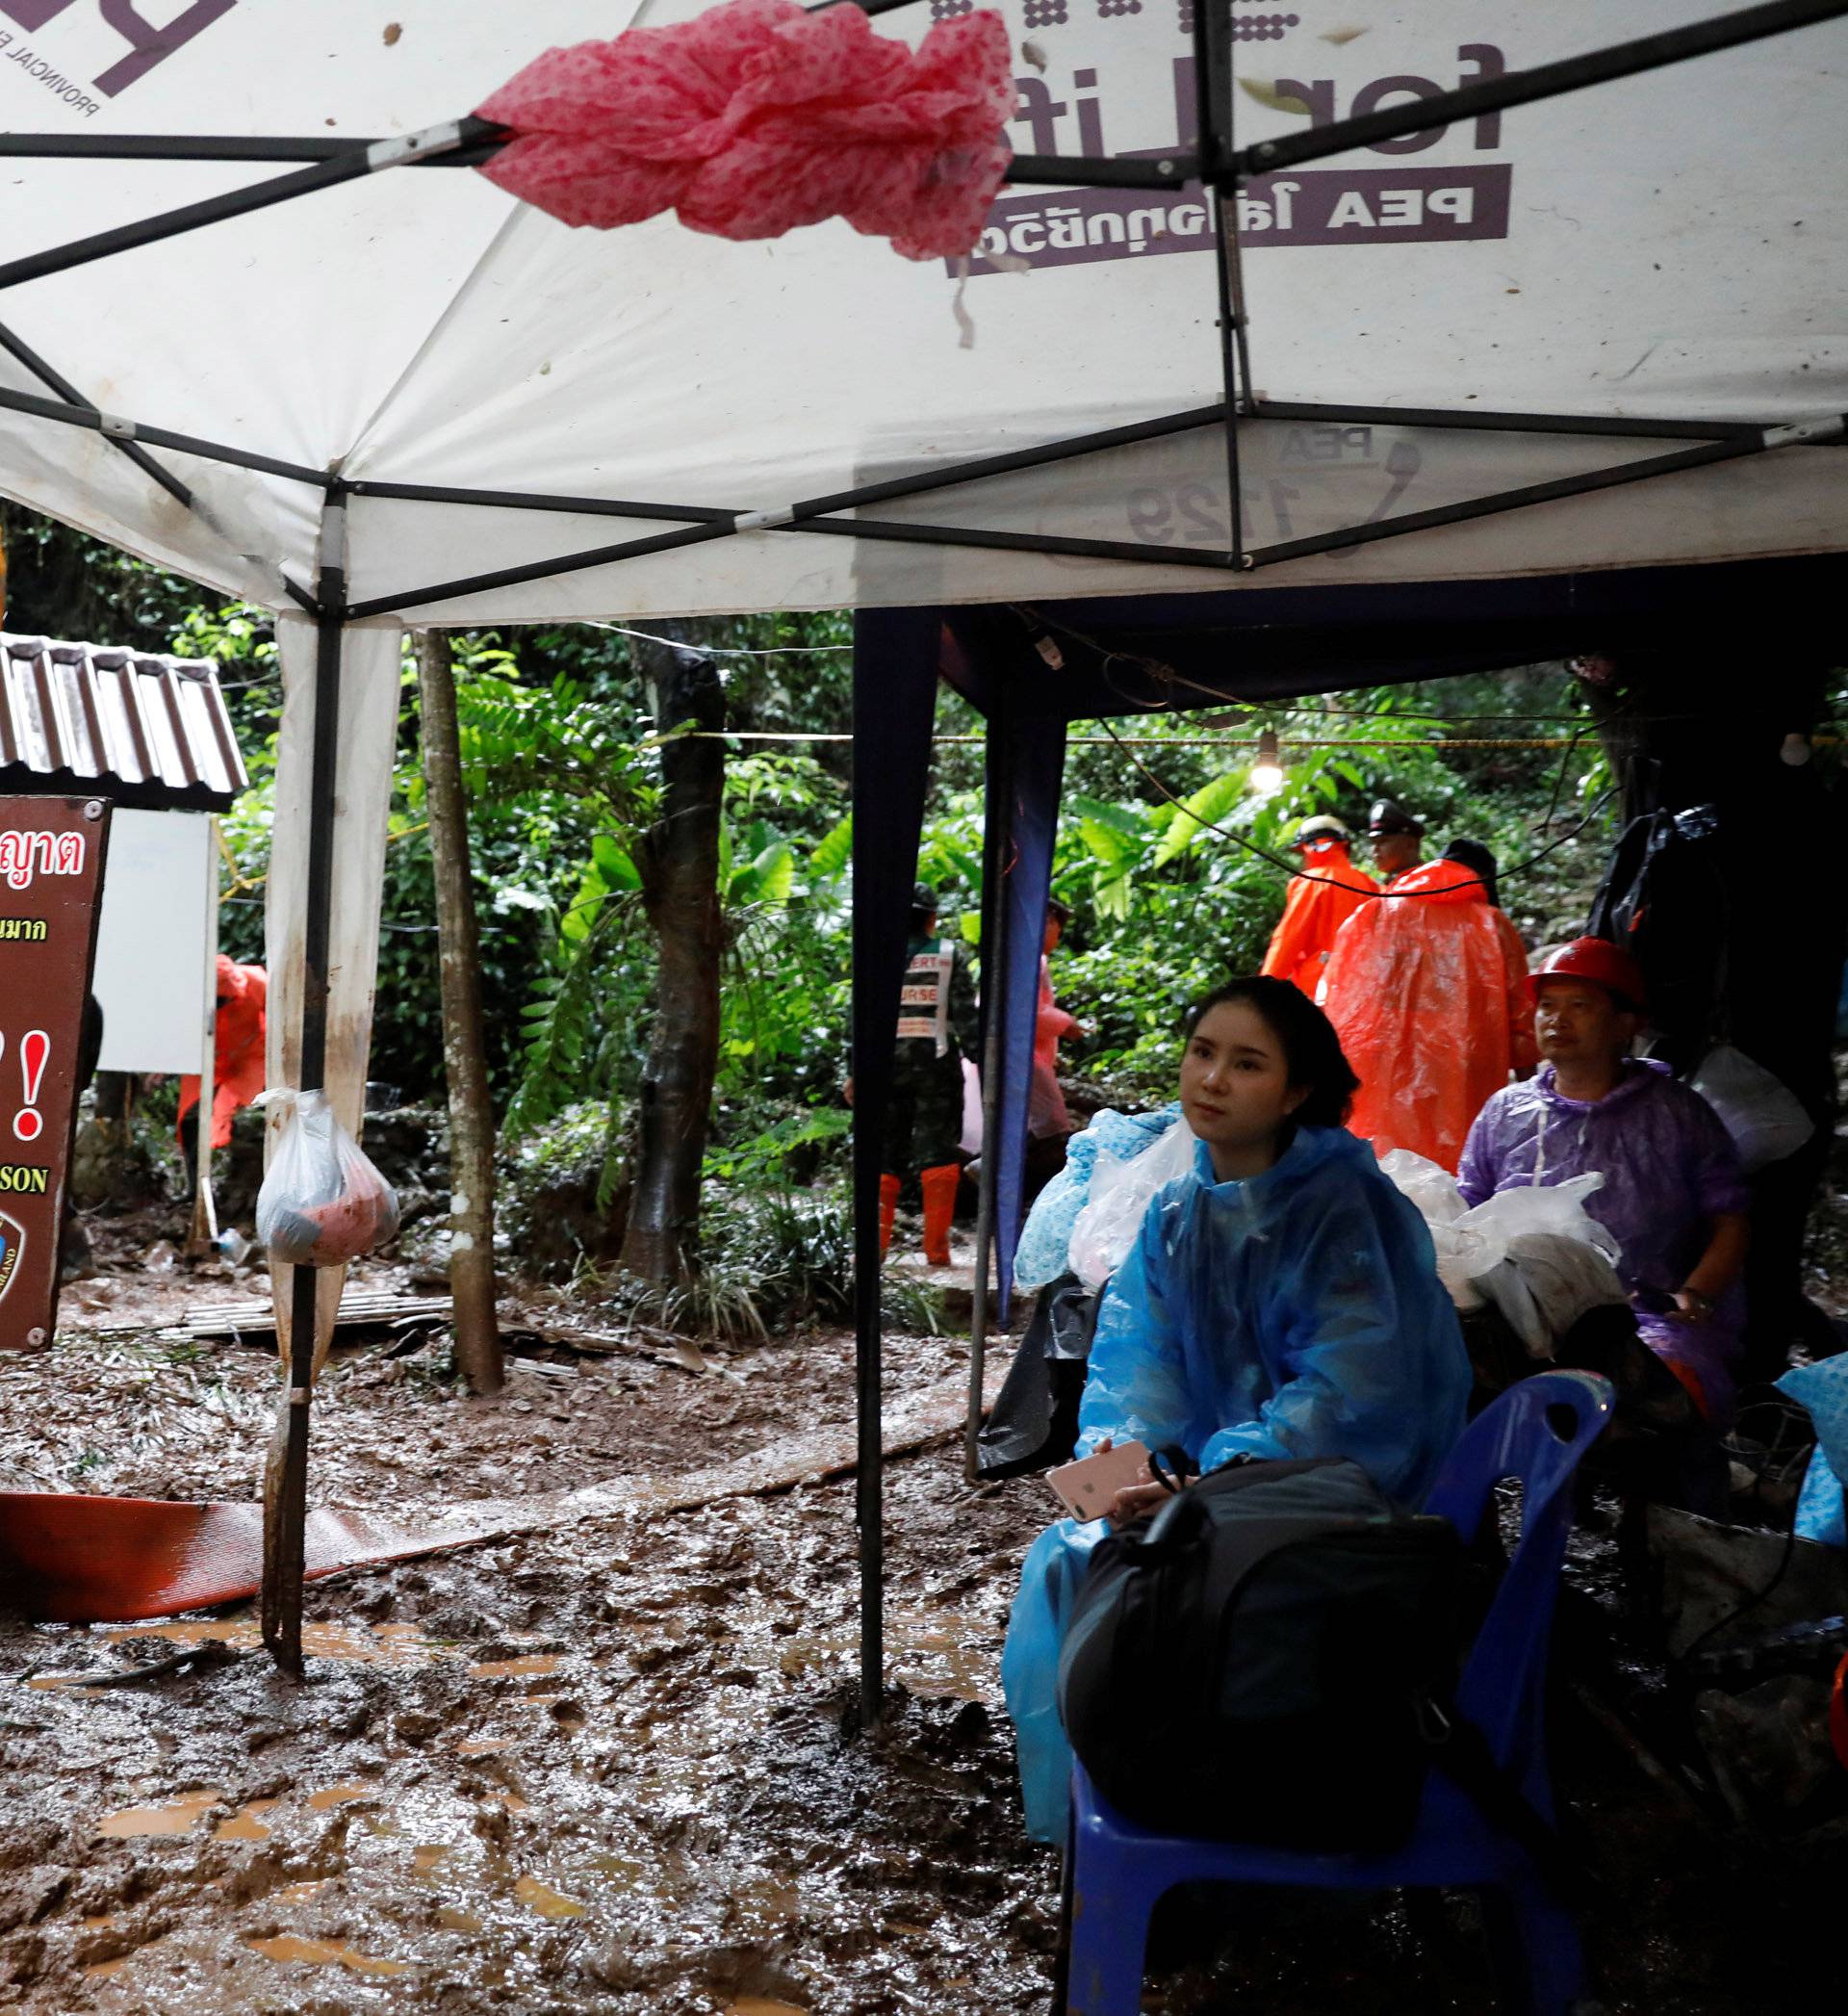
[4,1213,1847,2014]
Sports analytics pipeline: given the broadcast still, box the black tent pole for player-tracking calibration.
[0,321,196,512]
[260,487,346,1678]
[0,129,1186,192]
[1194,0,1245,565]
[1244,421,1846,570]
[0,121,496,296]
[0,383,333,487]
[1249,400,1765,442]
[850,607,942,1729]
[965,709,1014,1481]
[1235,0,1848,178]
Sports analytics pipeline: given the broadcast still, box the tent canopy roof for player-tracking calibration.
[940,551,1843,721]
[0,1,1842,627]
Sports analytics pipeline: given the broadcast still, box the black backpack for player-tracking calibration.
[1585,804,1726,1068]
[1058,1456,1464,1853]
[976,1273,1099,1482]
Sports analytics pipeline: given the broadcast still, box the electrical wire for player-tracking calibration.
[196,620,855,691]
[670,729,1600,748]
[1671,1515,1803,1676]
[585,620,852,656]
[1090,713,1616,901]
[1025,601,1708,733]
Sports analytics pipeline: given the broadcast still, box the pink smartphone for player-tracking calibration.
[1045,1440,1151,1522]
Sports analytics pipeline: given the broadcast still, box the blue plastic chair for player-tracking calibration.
[1061,1369,1614,2016]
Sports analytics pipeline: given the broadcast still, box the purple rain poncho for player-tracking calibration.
[1001,1124,1471,1840]
[1457,1058,1750,1416]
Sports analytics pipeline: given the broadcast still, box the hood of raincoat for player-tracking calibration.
[1389,859,1489,906]
[1169,1119,1358,1206]
[216,952,251,1005]
[1297,838,1362,875]
[1530,1055,1671,1113]
[1077,1123,1471,1506]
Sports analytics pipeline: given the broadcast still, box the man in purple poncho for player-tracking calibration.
[1458,937,1751,1422]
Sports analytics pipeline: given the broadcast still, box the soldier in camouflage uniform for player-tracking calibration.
[884,883,980,1265]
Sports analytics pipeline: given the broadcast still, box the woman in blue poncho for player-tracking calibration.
[1001,976,1472,1842]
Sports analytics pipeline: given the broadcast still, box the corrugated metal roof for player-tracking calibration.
[0,632,249,814]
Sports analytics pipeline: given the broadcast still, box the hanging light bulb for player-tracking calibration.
[1780,731,1812,767]
[1250,728,1284,795]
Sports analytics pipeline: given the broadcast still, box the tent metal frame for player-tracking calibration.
[1,0,1843,1700]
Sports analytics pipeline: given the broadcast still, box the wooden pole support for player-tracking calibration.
[414,631,502,1395]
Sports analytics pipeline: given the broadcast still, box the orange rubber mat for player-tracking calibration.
[0,1492,489,1623]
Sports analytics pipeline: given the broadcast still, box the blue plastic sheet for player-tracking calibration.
[1013,1101,1181,1292]
[1779,1356,1848,1548]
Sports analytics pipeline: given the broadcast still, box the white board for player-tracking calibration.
[91,810,215,1076]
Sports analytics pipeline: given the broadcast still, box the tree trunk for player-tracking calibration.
[415,631,503,1395]
[621,624,726,1285]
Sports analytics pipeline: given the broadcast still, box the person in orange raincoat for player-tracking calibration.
[1259,815,1380,998]
[178,955,268,1159]
[1318,854,1535,1172]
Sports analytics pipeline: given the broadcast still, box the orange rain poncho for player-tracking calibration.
[1259,838,1380,997]
[178,955,269,1150]
[1319,860,1536,1172]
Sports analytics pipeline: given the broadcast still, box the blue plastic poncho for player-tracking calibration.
[1002,1124,1471,1841]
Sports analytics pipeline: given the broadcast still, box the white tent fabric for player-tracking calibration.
[0,0,1842,626]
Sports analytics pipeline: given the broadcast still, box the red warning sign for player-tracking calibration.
[0,796,110,1350]
[11,1029,49,1141]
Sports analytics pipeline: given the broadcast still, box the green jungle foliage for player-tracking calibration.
[4,502,1631,1304]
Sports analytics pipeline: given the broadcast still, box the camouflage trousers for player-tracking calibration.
[882,1047,965,1176]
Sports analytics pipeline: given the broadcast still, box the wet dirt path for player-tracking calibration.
[2,1254,1067,2015]
[6,1245,1847,2012]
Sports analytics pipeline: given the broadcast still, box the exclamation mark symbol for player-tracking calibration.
[13,1031,49,1142]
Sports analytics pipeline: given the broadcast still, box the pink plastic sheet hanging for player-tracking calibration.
[476,0,1014,260]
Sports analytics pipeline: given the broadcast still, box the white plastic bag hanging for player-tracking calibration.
[1689,1044,1815,1174]
[255,1088,400,1266]
[1066,1114,1197,1291]
[1474,1235,1631,1358]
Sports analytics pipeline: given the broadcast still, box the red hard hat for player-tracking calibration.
[1527,937,1646,1013]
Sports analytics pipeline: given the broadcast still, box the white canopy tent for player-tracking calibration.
[0,0,1843,1679]
[0,1,1842,619]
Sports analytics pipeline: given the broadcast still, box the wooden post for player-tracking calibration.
[187,815,219,1255]
[414,630,502,1394]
